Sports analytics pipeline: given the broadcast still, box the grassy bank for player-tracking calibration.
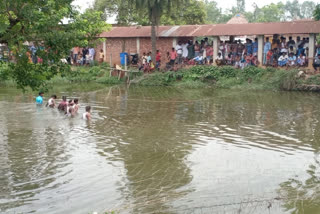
[1,63,320,92]
[133,66,318,91]
[0,63,124,89]
[48,63,123,85]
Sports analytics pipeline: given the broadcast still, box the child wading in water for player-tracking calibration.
[83,106,91,120]
[73,98,79,113]
[46,95,57,108]
[67,99,75,117]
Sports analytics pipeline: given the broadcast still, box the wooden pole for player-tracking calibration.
[109,53,112,77]
[125,54,127,70]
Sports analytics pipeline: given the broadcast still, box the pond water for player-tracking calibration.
[0,84,320,214]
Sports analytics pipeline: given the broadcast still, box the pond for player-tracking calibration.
[0,84,320,214]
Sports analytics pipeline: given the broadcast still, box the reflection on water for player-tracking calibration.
[0,84,320,214]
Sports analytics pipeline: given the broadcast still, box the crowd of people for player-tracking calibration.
[35,92,91,120]
[138,35,320,72]
[70,47,104,66]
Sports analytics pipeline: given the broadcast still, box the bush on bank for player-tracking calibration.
[1,62,318,92]
[135,66,311,91]
[0,62,122,89]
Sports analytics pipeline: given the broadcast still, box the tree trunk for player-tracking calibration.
[151,9,157,62]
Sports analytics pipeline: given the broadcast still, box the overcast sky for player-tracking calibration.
[72,0,320,22]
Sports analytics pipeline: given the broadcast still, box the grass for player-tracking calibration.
[0,63,123,89]
[1,62,319,92]
[132,65,308,91]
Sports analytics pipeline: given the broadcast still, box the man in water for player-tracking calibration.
[73,98,79,113]
[58,96,68,113]
[83,106,91,120]
[36,92,44,105]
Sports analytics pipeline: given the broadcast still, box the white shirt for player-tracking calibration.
[216,55,223,60]
[203,49,207,58]
[83,112,89,120]
[296,41,303,48]
[182,44,188,58]
[278,55,288,61]
[89,48,95,56]
[175,45,183,55]
[48,98,54,107]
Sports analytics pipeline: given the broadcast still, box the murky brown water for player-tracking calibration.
[0,84,320,214]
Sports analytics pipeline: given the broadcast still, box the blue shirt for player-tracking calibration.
[246,43,253,54]
[36,96,43,104]
[264,42,271,54]
[30,46,37,55]
[252,42,258,53]
[288,56,296,61]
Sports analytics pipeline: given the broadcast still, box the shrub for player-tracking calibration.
[263,69,298,90]
[219,66,237,78]
[0,62,10,81]
[96,75,121,85]
[138,72,177,86]
[237,66,265,82]
[302,74,320,85]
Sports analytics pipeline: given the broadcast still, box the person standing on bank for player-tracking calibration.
[263,37,271,65]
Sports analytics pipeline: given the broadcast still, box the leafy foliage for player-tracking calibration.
[135,66,303,91]
[93,0,206,25]
[0,0,110,90]
[314,4,320,21]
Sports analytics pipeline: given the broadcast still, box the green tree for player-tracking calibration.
[129,0,186,61]
[246,3,285,23]
[204,0,234,24]
[314,4,320,21]
[285,0,301,20]
[236,0,246,14]
[0,0,109,90]
[300,1,316,19]
[205,0,221,23]
[161,0,206,25]
[93,0,206,26]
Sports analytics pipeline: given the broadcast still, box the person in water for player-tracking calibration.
[67,99,75,116]
[36,92,44,105]
[58,96,68,113]
[46,95,57,108]
[73,98,79,113]
[83,106,91,120]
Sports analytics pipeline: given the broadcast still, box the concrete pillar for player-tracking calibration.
[258,35,264,67]
[173,37,178,48]
[136,37,140,56]
[308,33,315,69]
[103,40,107,62]
[213,36,219,66]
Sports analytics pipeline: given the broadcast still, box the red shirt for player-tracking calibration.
[156,52,161,62]
[170,51,177,60]
[206,47,213,56]
[267,51,273,60]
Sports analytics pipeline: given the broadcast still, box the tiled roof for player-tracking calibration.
[227,14,249,24]
[99,21,320,38]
